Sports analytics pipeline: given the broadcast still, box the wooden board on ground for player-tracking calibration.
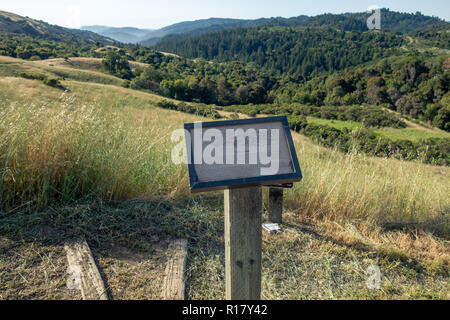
[162,239,188,300]
[64,239,108,300]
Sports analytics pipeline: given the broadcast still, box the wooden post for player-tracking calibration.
[224,187,262,300]
[268,187,283,224]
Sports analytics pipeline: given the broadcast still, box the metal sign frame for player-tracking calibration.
[184,116,302,193]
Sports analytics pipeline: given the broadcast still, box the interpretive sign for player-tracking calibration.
[184,116,302,193]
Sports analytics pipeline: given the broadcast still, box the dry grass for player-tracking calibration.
[0,56,124,86]
[36,57,149,72]
[0,78,197,210]
[0,64,448,299]
[0,237,82,300]
[287,134,449,234]
[1,76,448,239]
[95,241,169,300]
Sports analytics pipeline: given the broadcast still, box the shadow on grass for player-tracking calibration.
[1,194,445,281]
[0,194,225,256]
[282,221,430,275]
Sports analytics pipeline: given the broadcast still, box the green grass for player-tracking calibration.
[374,127,450,141]
[307,116,450,141]
[307,117,363,130]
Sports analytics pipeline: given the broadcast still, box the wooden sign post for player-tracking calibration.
[184,116,302,300]
[225,187,262,300]
[268,187,284,224]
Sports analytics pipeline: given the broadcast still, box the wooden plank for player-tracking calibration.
[224,187,262,300]
[64,239,108,300]
[162,239,188,300]
[268,187,284,223]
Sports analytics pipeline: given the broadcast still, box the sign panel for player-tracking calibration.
[184,116,302,193]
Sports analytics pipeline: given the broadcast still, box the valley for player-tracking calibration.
[0,7,448,300]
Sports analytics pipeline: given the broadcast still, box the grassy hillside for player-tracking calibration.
[0,56,448,300]
[0,10,113,44]
[306,116,450,141]
[0,55,124,86]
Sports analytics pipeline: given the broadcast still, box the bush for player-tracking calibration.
[156,100,222,120]
[18,73,62,88]
[18,72,46,81]
[289,115,308,132]
[42,78,61,88]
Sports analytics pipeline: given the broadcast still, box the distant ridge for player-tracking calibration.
[82,17,273,44]
[81,25,153,44]
[82,9,447,46]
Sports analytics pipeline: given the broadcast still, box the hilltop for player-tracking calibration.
[0,10,113,44]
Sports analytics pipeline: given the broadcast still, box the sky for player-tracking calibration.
[0,0,448,29]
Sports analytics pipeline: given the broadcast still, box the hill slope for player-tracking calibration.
[0,10,113,44]
[154,26,406,79]
[0,58,448,300]
[83,18,282,45]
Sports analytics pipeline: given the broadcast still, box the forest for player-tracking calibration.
[154,26,406,79]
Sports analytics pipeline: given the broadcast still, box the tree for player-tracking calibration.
[217,78,235,105]
[235,85,249,104]
[102,51,132,80]
[433,105,450,132]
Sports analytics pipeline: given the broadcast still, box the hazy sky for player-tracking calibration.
[1,0,449,29]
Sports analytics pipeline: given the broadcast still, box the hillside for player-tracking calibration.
[0,10,117,60]
[0,7,449,300]
[148,9,448,46]
[0,10,113,44]
[84,18,287,44]
[154,26,406,79]
[1,11,448,165]
[0,55,449,299]
[139,17,299,46]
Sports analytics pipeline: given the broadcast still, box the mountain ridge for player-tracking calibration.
[82,9,447,45]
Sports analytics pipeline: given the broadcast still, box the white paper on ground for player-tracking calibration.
[263,223,282,233]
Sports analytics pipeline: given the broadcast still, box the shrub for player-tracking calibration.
[18,72,46,81]
[288,115,308,132]
[42,78,61,88]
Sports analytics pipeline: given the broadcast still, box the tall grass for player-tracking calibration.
[0,86,191,210]
[0,78,448,238]
[286,135,449,236]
